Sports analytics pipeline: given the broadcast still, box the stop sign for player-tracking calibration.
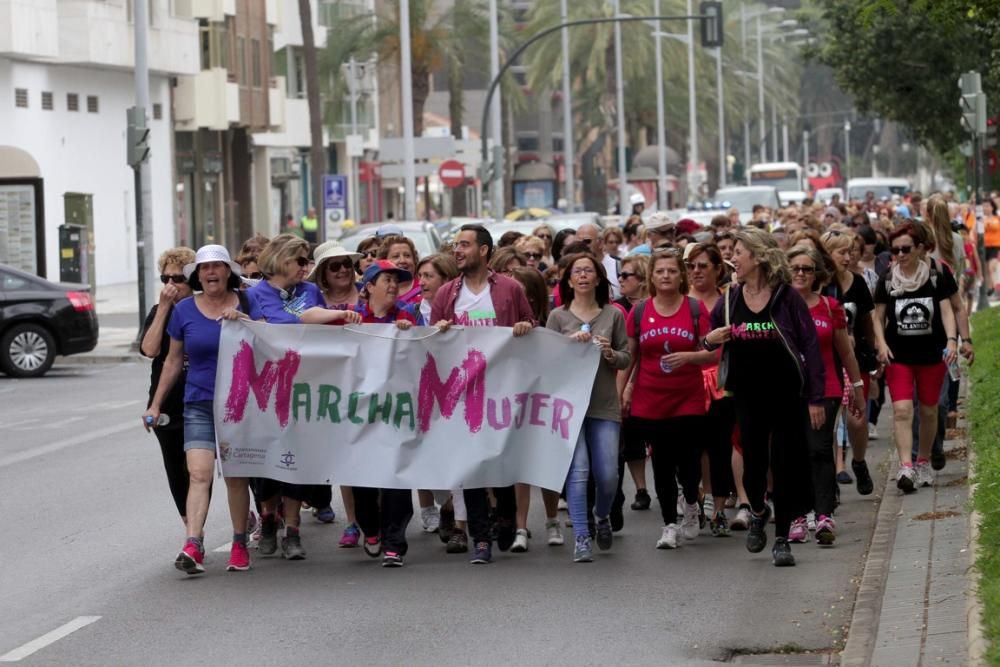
[438,159,466,188]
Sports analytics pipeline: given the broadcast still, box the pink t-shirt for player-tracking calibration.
[809,296,847,399]
[626,298,711,420]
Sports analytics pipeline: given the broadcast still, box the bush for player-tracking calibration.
[970,307,1000,665]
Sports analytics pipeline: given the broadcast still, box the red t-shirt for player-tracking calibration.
[325,303,418,325]
[626,298,711,420]
[809,296,847,399]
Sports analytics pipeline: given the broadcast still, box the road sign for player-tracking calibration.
[438,159,466,188]
[323,175,347,211]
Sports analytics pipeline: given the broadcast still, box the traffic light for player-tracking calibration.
[700,1,723,48]
[126,106,150,168]
[959,71,988,136]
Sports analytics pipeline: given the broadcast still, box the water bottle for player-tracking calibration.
[660,340,673,373]
[145,414,171,428]
[581,323,591,335]
[944,348,960,382]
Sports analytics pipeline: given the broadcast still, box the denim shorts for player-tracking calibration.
[183,400,217,453]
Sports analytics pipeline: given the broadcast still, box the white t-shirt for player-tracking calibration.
[419,299,432,324]
[602,254,621,299]
[454,282,498,327]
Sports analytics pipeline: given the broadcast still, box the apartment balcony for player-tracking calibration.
[174,67,241,131]
[0,0,59,59]
[268,76,285,131]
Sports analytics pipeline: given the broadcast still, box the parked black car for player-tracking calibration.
[0,263,99,377]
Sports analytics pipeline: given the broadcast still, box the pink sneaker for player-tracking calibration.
[226,541,251,571]
[338,523,360,548]
[788,517,808,543]
[815,515,837,546]
[175,541,205,575]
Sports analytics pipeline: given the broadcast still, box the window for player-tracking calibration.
[198,19,230,71]
[1,271,32,291]
[251,39,261,87]
[237,36,246,84]
[41,91,53,110]
[14,88,28,108]
[67,93,79,111]
[153,103,162,120]
[87,95,99,113]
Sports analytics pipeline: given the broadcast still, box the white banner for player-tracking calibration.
[213,320,600,490]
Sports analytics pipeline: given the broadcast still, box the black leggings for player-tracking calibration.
[805,399,840,518]
[464,486,516,545]
[633,415,704,525]
[704,397,736,499]
[735,392,813,540]
[153,426,191,518]
[353,487,414,555]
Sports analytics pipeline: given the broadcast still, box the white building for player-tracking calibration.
[0,0,198,288]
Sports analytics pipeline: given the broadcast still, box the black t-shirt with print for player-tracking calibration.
[142,304,187,429]
[726,291,800,396]
[824,271,876,370]
[874,267,954,366]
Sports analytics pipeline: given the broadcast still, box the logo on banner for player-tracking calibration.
[279,450,297,469]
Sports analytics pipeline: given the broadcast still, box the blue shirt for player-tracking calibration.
[246,280,321,323]
[166,296,243,404]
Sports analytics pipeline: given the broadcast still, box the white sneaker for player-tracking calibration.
[868,423,878,439]
[703,496,715,517]
[545,518,564,546]
[510,528,529,553]
[420,505,440,533]
[731,505,751,530]
[806,510,817,532]
[676,490,685,519]
[915,461,934,487]
[896,466,917,493]
[656,524,680,549]
[557,498,568,511]
[680,502,700,540]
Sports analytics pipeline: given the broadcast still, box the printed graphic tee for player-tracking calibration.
[246,280,321,323]
[454,283,498,327]
[726,292,800,396]
[874,270,953,365]
[809,296,848,399]
[626,298,711,420]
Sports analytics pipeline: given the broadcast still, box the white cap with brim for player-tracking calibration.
[183,244,242,280]
[644,212,676,232]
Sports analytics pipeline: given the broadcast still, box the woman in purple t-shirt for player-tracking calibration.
[143,245,252,576]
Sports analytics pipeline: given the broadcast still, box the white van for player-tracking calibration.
[846,177,911,201]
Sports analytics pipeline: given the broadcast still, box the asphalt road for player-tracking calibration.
[0,362,887,665]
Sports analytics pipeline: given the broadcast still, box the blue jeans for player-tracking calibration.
[183,401,216,452]
[567,417,620,538]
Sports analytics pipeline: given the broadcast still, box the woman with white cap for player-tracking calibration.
[142,244,253,575]
[311,240,363,311]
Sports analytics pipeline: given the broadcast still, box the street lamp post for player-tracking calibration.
[844,119,852,181]
[488,0,503,221]
[654,0,667,210]
[399,0,417,221]
[614,0,628,212]
[712,47,725,187]
[686,0,699,200]
[756,15,766,162]
[560,0,574,212]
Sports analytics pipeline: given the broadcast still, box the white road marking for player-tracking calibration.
[0,616,101,662]
[213,542,233,553]
[0,419,40,429]
[0,421,136,469]
[28,416,87,431]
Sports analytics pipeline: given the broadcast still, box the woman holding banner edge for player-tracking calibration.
[142,244,252,575]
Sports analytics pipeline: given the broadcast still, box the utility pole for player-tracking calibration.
[715,46,725,187]
[489,0,504,221]
[654,0,667,210]
[560,0,575,212]
[400,0,417,221]
[132,0,154,330]
[686,0,698,200]
[613,0,628,212]
[756,15,765,162]
[348,57,361,226]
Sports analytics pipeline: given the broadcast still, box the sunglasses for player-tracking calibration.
[294,256,310,267]
[579,238,594,245]
[685,261,712,271]
[325,259,354,271]
[362,250,379,259]
[619,271,638,280]
[537,235,552,241]
[525,252,543,260]
[244,272,263,280]
[160,274,186,284]
[890,245,914,255]
[791,265,816,274]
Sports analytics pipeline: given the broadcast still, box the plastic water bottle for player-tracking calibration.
[581,323,591,335]
[944,349,960,382]
[145,414,170,428]
[660,341,673,373]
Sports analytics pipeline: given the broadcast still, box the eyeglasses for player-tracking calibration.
[362,250,379,259]
[160,274,186,284]
[325,259,354,271]
[791,265,816,274]
[685,261,712,271]
[244,272,263,280]
[525,252,543,260]
[571,267,597,276]
[536,234,552,241]
[890,245,914,255]
[619,271,638,280]
[295,256,310,267]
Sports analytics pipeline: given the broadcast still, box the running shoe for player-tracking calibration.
[931,450,947,472]
[681,502,700,540]
[656,524,680,549]
[771,537,796,567]
[631,489,651,511]
[836,470,853,485]
[281,528,306,560]
[731,504,751,531]
[815,515,836,546]
[438,507,455,544]
[676,490,685,520]
[806,511,817,533]
[746,505,771,554]
[246,511,258,536]
[896,466,917,494]
[915,460,934,487]
[470,541,492,564]
[788,517,808,544]
[852,459,874,496]
[446,531,469,553]
[258,513,279,556]
[420,505,441,533]
[868,423,879,440]
[558,497,568,511]
[710,511,730,537]
[510,529,529,553]
[363,535,381,558]
[338,523,361,548]
[382,551,403,568]
[226,541,251,572]
[313,505,336,524]
[174,541,205,575]
[595,517,613,550]
[573,535,593,562]
[495,519,516,552]
[703,496,716,519]
[546,518,564,546]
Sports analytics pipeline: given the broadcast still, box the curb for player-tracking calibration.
[56,353,145,366]
[966,420,988,666]
[839,445,901,667]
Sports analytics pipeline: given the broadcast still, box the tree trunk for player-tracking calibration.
[299,0,326,238]
[448,55,468,216]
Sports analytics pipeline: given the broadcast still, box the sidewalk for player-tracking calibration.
[58,281,144,365]
[841,401,980,665]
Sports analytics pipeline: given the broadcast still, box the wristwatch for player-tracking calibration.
[851,380,864,388]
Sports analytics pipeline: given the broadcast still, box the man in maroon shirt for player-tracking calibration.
[431,224,536,563]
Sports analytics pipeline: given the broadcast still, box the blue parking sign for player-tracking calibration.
[323,175,347,212]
